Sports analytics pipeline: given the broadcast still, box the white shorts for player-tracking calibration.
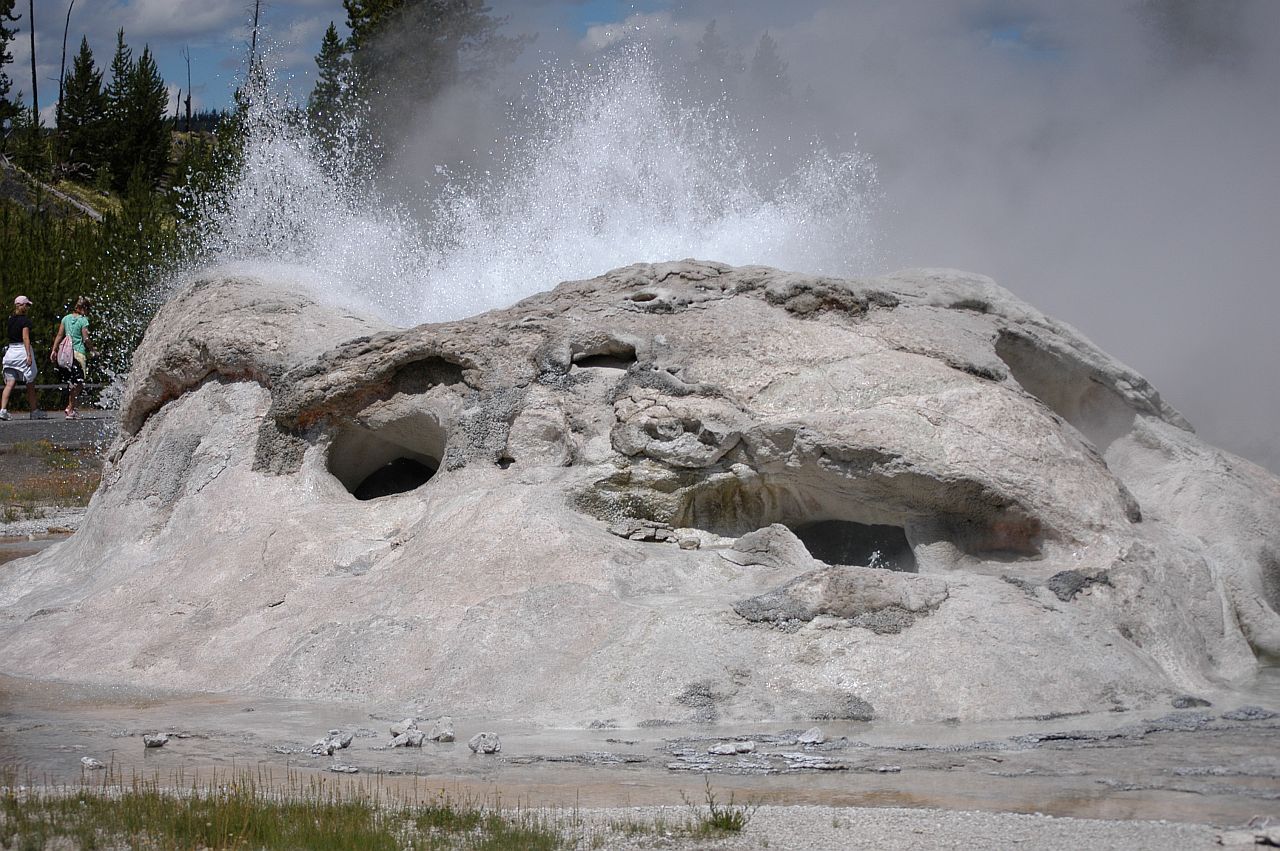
[2,344,36,385]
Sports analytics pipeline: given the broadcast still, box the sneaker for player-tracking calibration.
[0,410,8,420]
[30,410,47,419]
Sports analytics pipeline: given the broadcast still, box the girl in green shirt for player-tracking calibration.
[50,296,93,420]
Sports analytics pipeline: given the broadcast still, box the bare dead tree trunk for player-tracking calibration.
[57,0,74,126]
[182,45,192,132]
[27,0,37,127]
[248,0,262,73]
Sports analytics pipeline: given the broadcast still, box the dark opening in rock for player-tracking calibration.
[353,458,436,500]
[791,520,917,573]
[328,412,446,500]
[573,353,636,370]
[571,343,637,372]
[497,455,515,469]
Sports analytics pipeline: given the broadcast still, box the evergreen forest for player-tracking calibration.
[1,0,788,400]
[0,0,530,400]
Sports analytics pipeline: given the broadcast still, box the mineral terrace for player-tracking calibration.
[1,261,1277,725]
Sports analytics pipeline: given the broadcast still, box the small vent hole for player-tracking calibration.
[573,353,635,370]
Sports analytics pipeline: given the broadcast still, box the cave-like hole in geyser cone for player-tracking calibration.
[791,520,918,573]
[328,415,447,500]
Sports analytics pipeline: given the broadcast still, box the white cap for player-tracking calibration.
[13,295,32,306]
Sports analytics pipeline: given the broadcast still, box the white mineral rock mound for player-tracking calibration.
[1,261,1277,724]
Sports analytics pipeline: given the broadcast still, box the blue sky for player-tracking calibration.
[8,0,1062,120]
[8,1,676,120]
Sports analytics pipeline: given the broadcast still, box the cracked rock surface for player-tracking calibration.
[0,260,1277,724]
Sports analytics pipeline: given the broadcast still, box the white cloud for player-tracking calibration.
[580,11,693,53]
[115,0,244,41]
[264,15,330,76]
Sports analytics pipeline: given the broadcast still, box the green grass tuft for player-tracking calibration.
[683,776,755,837]
[0,768,567,851]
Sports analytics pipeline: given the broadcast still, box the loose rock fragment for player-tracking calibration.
[1045,570,1111,602]
[468,732,501,754]
[390,718,419,737]
[328,763,359,774]
[142,733,169,748]
[608,519,677,543]
[310,740,335,756]
[797,727,825,745]
[389,729,427,748]
[309,731,353,755]
[428,716,455,742]
[80,757,105,769]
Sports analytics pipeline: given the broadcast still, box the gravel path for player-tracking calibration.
[580,805,1224,850]
[0,507,86,539]
[0,409,117,449]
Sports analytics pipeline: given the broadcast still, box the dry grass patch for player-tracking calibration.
[0,441,102,521]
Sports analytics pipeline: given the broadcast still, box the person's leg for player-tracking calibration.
[57,368,70,412]
[25,381,38,414]
[66,356,84,415]
[66,358,79,415]
[0,375,14,417]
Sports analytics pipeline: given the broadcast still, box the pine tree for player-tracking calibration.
[127,46,171,186]
[59,37,106,181]
[307,21,351,143]
[748,31,791,109]
[0,0,19,131]
[341,0,527,127]
[696,20,728,78]
[103,29,133,185]
[7,93,46,173]
[103,31,169,190]
[692,19,732,103]
[343,0,403,53]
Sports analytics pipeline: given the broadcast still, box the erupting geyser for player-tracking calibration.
[183,49,878,323]
[1,49,1276,726]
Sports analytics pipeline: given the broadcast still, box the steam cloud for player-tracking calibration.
[199,0,1280,473]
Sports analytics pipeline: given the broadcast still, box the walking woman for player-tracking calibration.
[50,297,94,420]
[1,295,46,420]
